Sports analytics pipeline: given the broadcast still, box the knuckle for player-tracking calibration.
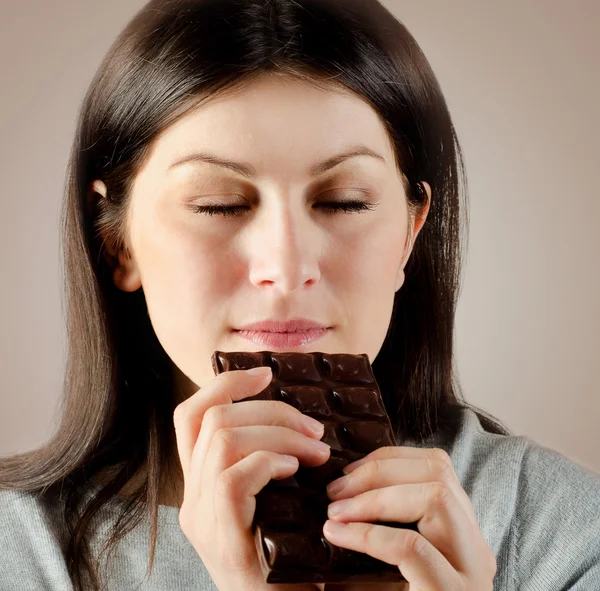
[428,482,450,508]
[427,449,454,482]
[216,468,240,497]
[213,427,238,457]
[371,487,386,512]
[426,456,453,483]
[401,530,428,558]
[428,447,452,466]
[373,458,386,473]
[252,449,274,464]
[363,449,382,462]
[359,459,379,484]
[203,404,227,431]
[361,523,377,548]
[215,426,237,446]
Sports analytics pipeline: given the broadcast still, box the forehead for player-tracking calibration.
[144,74,397,176]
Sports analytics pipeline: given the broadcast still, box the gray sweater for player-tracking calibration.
[1,408,599,590]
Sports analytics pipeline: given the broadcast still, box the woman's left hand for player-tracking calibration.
[321,446,497,591]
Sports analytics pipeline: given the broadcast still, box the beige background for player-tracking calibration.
[1,1,598,473]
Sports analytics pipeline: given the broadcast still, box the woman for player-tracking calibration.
[1,0,598,589]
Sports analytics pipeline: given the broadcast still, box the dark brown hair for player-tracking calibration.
[0,0,511,588]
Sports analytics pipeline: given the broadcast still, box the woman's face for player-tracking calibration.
[97,73,430,399]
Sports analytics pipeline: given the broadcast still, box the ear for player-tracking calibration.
[87,180,142,293]
[395,181,431,292]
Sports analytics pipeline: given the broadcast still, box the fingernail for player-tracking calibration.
[327,476,347,496]
[247,366,272,378]
[302,416,325,436]
[324,520,348,535]
[343,458,366,474]
[328,499,349,517]
[310,439,331,454]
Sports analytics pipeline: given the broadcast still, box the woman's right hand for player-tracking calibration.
[173,365,331,591]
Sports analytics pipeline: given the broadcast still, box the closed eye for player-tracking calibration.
[190,200,377,217]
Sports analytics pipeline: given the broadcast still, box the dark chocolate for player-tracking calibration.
[212,351,418,584]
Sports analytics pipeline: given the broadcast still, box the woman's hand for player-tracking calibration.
[321,446,497,591]
[173,366,331,591]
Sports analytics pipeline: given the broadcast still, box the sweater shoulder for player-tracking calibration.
[421,408,600,590]
[0,487,73,590]
[514,440,600,589]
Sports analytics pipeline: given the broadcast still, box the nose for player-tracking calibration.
[247,200,321,294]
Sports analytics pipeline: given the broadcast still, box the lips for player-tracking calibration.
[232,318,332,350]
[234,328,330,349]
[236,318,329,333]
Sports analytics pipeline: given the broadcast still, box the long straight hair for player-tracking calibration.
[0,0,510,589]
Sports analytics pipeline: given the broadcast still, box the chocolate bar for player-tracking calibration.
[212,351,419,584]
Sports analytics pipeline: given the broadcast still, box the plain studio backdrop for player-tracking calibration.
[0,0,598,474]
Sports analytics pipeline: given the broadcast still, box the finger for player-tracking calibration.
[341,447,479,528]
[202,425,331,505]
[328,458,448,500]
[327,482,485,577]
[343,446,447,473]
[214,450,300,550]
[190,399,325,489]
[323,521,465,590]
[173,367,272,480]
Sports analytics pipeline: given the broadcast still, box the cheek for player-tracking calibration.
[132,217,243,385]
[328,214,406,289]
[328,213,406,357]
[133,214,241,332]
[338,229,401,317]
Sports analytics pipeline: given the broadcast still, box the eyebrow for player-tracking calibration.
[167,145,386,178]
